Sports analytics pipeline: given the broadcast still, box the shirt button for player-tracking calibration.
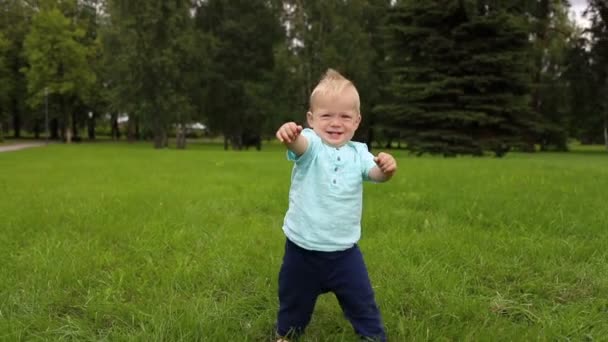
[332,179,336,184]
[337,157,341,161]
[334,167,338,172]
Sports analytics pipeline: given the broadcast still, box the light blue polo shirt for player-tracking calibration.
[282,128,377,252]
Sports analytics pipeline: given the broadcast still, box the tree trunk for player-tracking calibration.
[153,118,167,149]
[153,131,165,148]
[72,114,81,141]
[604,115,608,151]
[366,115,375,152]
[87,113,96,140]
[72,111,82,141]
[128,116,137,142]
[59,97,72,143]
[65,114,72,143]
[176,123,187,149]
[111,113,120,140]
[224,135,229,150]
[50,118,59,139]
[529,0,550,152]
[384,136,392,149]
[234,133,242,150]
[135,117,140,140]
[12,97,21,138]
[64,103,72,144]
[34,121,41,139]
[0,121,3,142]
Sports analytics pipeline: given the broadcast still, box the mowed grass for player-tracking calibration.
[1,142,607,341]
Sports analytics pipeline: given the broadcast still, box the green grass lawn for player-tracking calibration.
[1,142,607,341]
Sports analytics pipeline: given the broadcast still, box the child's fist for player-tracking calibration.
[276,122,303,143]
[374,152,397,176]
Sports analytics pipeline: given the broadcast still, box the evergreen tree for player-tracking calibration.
[456,8,536,156]
[378,0,535,156]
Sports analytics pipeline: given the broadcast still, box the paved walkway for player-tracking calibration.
[0,142,48,153]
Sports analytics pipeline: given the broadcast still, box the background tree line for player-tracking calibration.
[0,0,606,155]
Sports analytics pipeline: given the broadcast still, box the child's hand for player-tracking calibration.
[374,152,397,176]
[276,122,303,144]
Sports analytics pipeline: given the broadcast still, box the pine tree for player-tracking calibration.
[378,1,536,156]
[454,7,536,156]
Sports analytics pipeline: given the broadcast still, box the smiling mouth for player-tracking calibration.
[327,132,343,138]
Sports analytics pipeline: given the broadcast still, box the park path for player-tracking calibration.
[0,142,47,153]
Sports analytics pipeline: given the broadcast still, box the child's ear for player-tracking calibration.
[306,111,314,128]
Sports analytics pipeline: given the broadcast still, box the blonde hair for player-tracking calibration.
[309,69,360,114]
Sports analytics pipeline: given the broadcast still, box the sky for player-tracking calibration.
[570,0,590,28]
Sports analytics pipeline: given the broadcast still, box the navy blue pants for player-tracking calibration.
[277,239,386,341]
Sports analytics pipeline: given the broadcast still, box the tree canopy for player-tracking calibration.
[0,0,606,154]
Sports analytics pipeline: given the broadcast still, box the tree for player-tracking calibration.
[277,0,388,149]
[72,0,105,141]
[21,8,95,143]
[104,0,213,149]
[527,0,575,151]
[585,0,608,150]
[0,0,33,139]
[82,13,107,141]
[377,0,535,157]
[563,35,598,144]
[0,32,11,142]
[196,0,282,150]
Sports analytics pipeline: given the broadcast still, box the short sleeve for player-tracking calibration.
[286,128,321,165]
[357,143,377,181]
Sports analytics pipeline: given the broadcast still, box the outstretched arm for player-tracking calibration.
[276,122,308,156]
[369,152,397,182]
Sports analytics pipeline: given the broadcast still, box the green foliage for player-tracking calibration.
[0,0,34,138]
[1,143,607,340]
[196,0,282,148]
[528,0,576,151]
[378,1,535,156]
[0,32,9,142]
[0,0,606,150]
[564,37,601,144]
[0,32,10,113]
[22,9,94,108]
[278,0,389,131]
[104,0,216,148]
[583,0,608,148]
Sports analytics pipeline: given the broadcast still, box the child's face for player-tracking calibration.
[307,90,361,148]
